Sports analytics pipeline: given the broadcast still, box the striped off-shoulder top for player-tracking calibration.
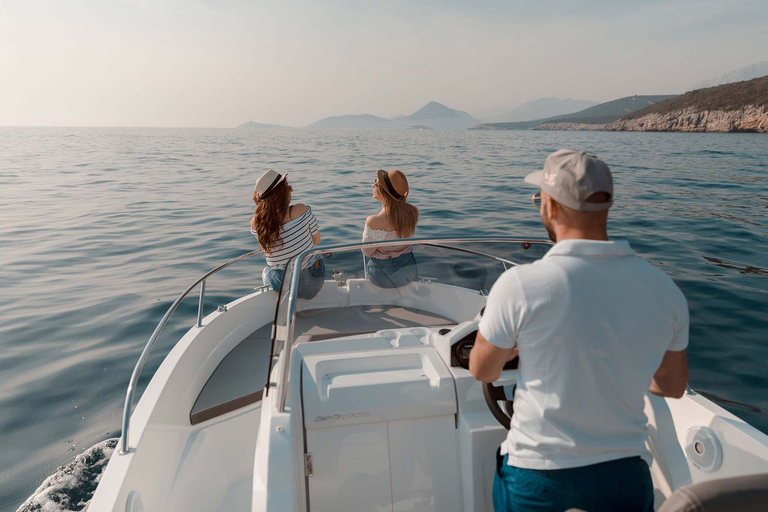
[251,206,320,270]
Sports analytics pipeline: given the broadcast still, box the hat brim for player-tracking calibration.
[524,170,543,186]
[377,169,407,199]
[258,172,288,200]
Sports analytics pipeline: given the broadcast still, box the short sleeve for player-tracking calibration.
[478,270,526,350]
[306,209,319,234]
[668,288,689,351]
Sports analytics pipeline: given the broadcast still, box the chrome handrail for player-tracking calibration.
[119,248,264,455]
[275,237,550,412]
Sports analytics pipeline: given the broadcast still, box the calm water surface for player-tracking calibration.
[1,128,767,510]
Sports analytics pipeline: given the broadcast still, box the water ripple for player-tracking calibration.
[0,127,766,511]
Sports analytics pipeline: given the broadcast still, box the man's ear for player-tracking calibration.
[547,198,559,221]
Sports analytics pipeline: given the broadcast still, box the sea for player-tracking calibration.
[1,127,767,511]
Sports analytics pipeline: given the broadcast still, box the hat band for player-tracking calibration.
[381,173,404,200]
[259,175,283,200]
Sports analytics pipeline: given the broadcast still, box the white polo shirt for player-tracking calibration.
[479,239,689,470]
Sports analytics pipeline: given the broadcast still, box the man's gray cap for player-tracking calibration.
[525,149,614,212]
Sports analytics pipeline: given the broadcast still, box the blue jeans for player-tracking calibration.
[263,258,325,299]
[493,451,653,512]
[366,252,418,289]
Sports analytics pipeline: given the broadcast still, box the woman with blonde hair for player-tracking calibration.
[250,170,325,299]
[361,169,419,288]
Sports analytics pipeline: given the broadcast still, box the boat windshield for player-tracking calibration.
[267,238,551,409]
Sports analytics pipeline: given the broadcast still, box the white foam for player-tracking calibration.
[17,438,118,512]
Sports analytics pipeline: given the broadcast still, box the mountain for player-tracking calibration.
[607,76,768,133]
[237,121,292,129]
[483,98,599,123]
[471,95,678,130]
[306,114,391,130]
[691,61,768,91]
[307,102,482,130]
[397,101,482,130]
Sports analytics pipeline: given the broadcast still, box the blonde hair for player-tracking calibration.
[380,184,418,238]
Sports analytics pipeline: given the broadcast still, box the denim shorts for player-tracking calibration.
[263,258,325,300]
[366,252,418,289]
[493,451,653,512]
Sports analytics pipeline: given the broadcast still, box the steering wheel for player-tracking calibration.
[483,382,515,430]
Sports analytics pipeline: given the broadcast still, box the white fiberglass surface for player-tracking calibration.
[191,323,272,416]
[269,240,550,393]
[645,392,768,503]
[91,290,277,512]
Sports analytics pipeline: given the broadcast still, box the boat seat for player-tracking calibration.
[190,323,272,424]
[657,473,768,512]
[294,305,455,341]
[190,306,455,425]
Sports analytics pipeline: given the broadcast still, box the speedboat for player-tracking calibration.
[89,238,768,511]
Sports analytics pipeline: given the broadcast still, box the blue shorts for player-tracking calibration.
[493,451,653,512]
[263,258,325,300]
[366,252,417,289]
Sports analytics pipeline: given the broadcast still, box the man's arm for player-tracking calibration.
[648,349,688,398]
[469,332,518,383]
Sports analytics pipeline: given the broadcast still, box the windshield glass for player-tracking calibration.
[266,238,551,404]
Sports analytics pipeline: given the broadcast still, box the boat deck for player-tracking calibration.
[190,305,456,424]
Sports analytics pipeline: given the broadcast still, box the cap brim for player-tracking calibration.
[524,170,543,186]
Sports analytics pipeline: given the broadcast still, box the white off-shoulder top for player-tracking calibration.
[361,225,412,259]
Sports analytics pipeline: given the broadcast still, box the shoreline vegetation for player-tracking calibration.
[475,76,768,134]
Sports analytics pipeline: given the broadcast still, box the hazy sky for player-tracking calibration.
[2,0,766,127]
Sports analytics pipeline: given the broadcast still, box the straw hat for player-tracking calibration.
[254,170,287,200]
[377,169,409,200]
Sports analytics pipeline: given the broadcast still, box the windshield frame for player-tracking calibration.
[268,237,552,412]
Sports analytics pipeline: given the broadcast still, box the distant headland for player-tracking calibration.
[237,121,292,129]
[238,61,768,134]
[605,76,768,133]
[471,95,678,131]
[473,76,768,134]
[238,102,482,131]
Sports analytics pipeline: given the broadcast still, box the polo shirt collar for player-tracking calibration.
[543,239,635,259]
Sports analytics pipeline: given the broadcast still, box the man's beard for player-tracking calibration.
[542,213,557,242]
[545,224,557,242]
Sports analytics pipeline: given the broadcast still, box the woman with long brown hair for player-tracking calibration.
[361,169,418,288]
[250,170,324,299]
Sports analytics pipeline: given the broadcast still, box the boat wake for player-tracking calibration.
[17,438,118,512]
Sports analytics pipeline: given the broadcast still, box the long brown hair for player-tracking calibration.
[251,180,292,253]
[381,186,418,238]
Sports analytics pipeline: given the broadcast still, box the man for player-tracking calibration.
[470,149,689,512]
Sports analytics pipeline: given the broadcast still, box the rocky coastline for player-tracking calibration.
[533,122,607,131]
[531,106,767,133]
[605,106,768,133]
